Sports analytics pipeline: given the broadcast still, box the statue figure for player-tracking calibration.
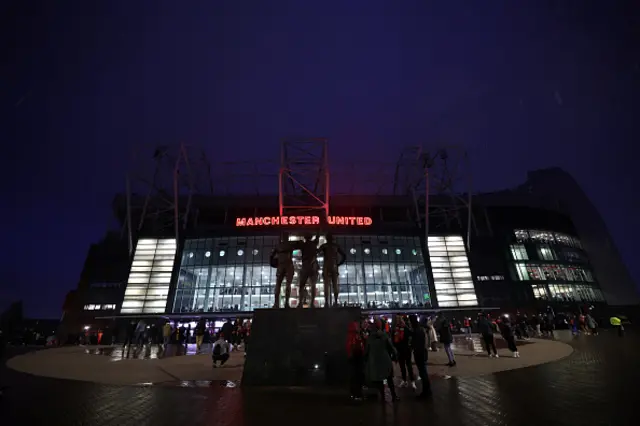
[296,231,321,308]
[318,233,346,307]
[269,232,296,308]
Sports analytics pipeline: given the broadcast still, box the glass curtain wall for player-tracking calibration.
[172,235,431,312]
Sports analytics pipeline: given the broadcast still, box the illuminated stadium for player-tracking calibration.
[61,139,636,332]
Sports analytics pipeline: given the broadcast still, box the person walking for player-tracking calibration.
[408,315,432,399]
[364,320,399,402]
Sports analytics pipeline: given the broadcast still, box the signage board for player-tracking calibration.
[235,215,373,227]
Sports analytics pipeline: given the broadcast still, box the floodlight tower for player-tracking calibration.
[124,142,214,255]
[279,138,330,218]
[394,145,475,251]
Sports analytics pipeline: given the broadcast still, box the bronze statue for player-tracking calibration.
[319,233,346,307]
[296,231,321,307]
[269,232,296,308]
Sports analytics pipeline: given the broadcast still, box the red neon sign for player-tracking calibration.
[235,216,373,227]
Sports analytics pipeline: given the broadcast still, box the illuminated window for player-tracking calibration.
[205,251,211,258]
[514,230,529,242]
[510,244,528,260]
[219,250,226,257]
[428,235,477,308]
[548,284,576,301]
[237,249,244,256]
[531,285,548,299]
[513,263,595,283]
[121,238,176,314]
[515,264,530,280]
[537,244,556,261]
[529,230,555,243]
[516,229,582,249]
[554,233,583,249]
[172,235,430,312]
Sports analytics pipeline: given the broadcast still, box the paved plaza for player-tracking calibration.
[1,330,636,425]
[6,335,572,385]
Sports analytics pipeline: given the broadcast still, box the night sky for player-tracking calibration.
[2,1,639,318]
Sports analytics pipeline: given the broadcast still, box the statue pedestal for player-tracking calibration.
[242,307,362,387]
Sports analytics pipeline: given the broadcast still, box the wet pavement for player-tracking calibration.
[1,330,635,425]
[84,343,214,359]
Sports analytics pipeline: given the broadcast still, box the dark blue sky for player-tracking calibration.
[2,1,638,317]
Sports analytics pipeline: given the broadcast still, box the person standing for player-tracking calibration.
[438,315,456,366]
[586,314,598,335]
[364,320,398,402]
[408,315,431,398]
[500,318,519,357]
[134,320,147,346]
[609,316,624,337]
[426,318,438,351]
[477,313,498,357]
[463,317,472,339]
[162,321,172,347]
[393,316,416,389]
[195,319,206,352]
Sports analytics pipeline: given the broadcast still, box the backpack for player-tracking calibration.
[213,343,222,356]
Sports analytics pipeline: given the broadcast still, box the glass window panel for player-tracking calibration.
[169,234,436,312]
[122,238,177,314]
[510,244,528,260]
[427,235,478,308]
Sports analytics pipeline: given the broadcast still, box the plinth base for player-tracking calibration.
[242,307,362,387]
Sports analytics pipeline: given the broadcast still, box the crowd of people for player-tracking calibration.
[345,311,533,402]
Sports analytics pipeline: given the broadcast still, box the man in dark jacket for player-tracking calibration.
[477,313,498,357]
[437,315,456,366]
[408,315,431,398]
[393,316,415,388]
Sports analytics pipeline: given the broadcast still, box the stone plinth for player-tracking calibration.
[242,307,361,387]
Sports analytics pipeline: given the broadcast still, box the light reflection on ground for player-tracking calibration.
[83,335,531,363]
[84,343,225,360]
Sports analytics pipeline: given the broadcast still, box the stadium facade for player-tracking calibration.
[60,142,638,332]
